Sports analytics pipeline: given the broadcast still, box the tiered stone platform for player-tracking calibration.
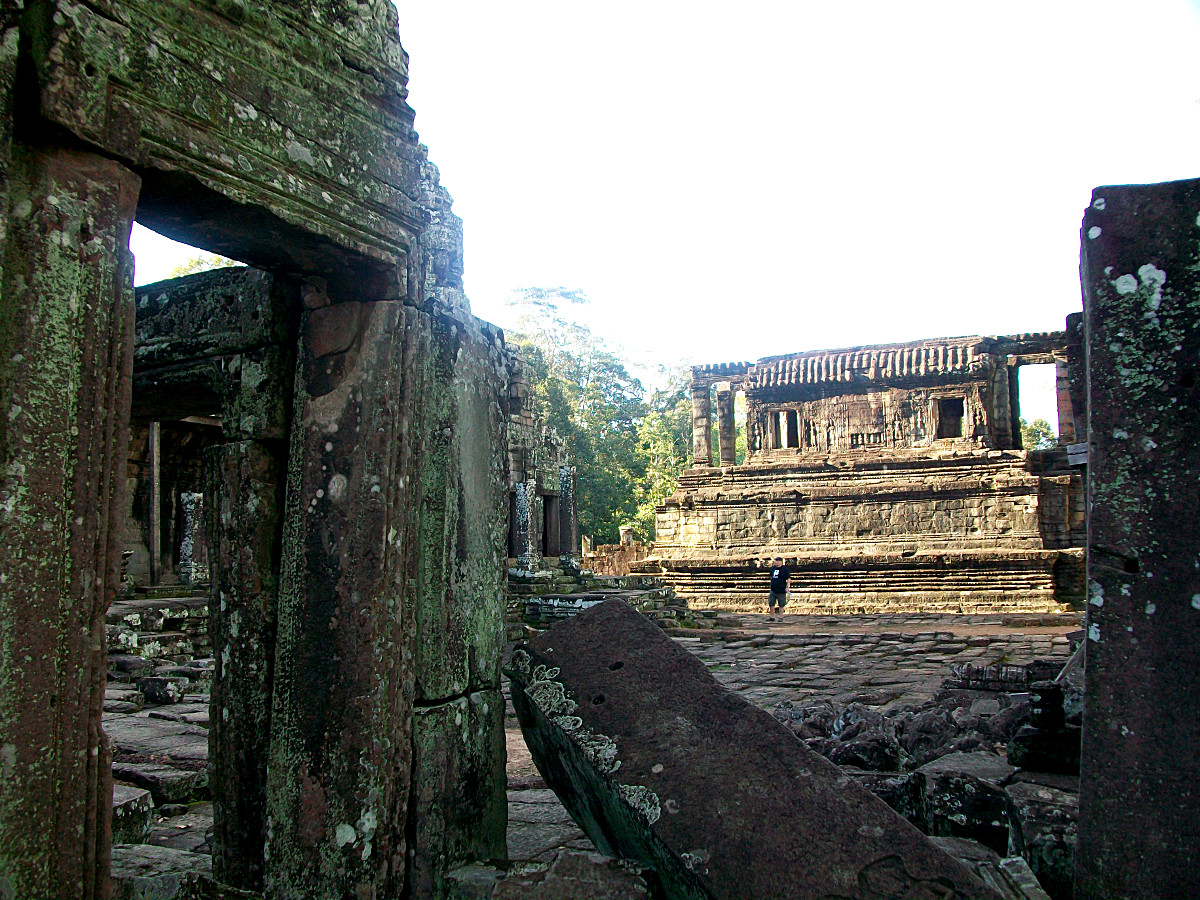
[640,447,1084,614]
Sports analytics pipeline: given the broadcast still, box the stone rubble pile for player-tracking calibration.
[772,655,1079,900]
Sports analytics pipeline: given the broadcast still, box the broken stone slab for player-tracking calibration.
[105,714,209,762]
[148,702,211,727]
[930,837,1052,900]
[111,762,202,806]
[506,599,999,900]
[490,850,651,900]
[113,784,154,844]
[146,802,215,854]
[111,844,212,900]
[845,770,932,834]
[1004,781,1077,900]
[918,751,1015,855]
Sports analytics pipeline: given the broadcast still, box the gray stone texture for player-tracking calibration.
[110,844,212,900]
[508,600,999,900]
[1076,178,1200,899]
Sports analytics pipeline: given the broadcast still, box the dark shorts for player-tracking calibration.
[769,589,787,607]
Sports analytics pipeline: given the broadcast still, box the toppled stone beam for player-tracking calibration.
[505,599,999,900]
[1076,178,1200,899]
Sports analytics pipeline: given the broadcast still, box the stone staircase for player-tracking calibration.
[107,585,212,661]
[507,559,710,631]
[104,584,216,889]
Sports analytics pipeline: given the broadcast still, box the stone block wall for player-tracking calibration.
[583,541,653,576]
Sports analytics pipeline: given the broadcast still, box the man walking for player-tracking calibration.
[767,555,790,621]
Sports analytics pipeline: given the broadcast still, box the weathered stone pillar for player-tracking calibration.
[1076,179,1200,900]
[716,385,736,466]
[266,299,427,898]
[512,480,535,569]
[0,144,139,900]
[558,464,578,558]
[691,383,711,465]
[1064,313,1087,447]
[148,420,162,583]
[1054,358,1075,444]
[408,312,507,897]
[207,440,283,892]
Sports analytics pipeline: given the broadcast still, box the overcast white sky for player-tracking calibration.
[131,0,1200,424]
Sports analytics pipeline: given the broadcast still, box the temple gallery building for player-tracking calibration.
[636,330,1086,614]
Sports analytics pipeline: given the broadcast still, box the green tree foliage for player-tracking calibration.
[1020,417,1057,450]
[167,251,244,279]
[632,369,692,537]
[505,289,693,544]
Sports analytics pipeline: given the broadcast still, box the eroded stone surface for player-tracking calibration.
[110,844,212,900]
[1077,178,1200,900]
[508,600,999,899]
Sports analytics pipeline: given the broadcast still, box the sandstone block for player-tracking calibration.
[112,784,154,844]
[110,845,212,900]
[111,762,201,806]
[1004,781,1076,900]
[507,599,997,899]
[918,751,1014,855]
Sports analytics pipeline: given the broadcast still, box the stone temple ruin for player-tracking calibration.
[0,0,1197,898]
[638,332,1087,614]
[0,2,511,896]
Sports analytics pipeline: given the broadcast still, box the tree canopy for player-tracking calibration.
[1020,417,1057,450]
[503,288,692,544]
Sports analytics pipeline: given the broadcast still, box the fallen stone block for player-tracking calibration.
[506,599,998,900]
[138,675,191,705]
[112,762,202,806]
[146,802,215,854]
[846,770,931,834]
[111,654,157,675]
[931,837,1052,900]
[918,751,1014,855]
[175,872,264,900]
[1004,780,1077,900]
[113,783,154,844]
[111,844,212,900]
[106,686,146,711]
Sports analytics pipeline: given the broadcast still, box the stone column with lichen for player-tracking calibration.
[0,144,139,900]
[1076,178,1200,900]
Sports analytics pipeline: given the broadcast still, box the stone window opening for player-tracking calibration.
[542,493,560,558]
[935,397,965,439]
[785,410,799,448]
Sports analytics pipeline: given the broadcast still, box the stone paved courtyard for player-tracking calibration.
[671,612,1076,711]
[104,606,1080,890]
[501,609,1079,862]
